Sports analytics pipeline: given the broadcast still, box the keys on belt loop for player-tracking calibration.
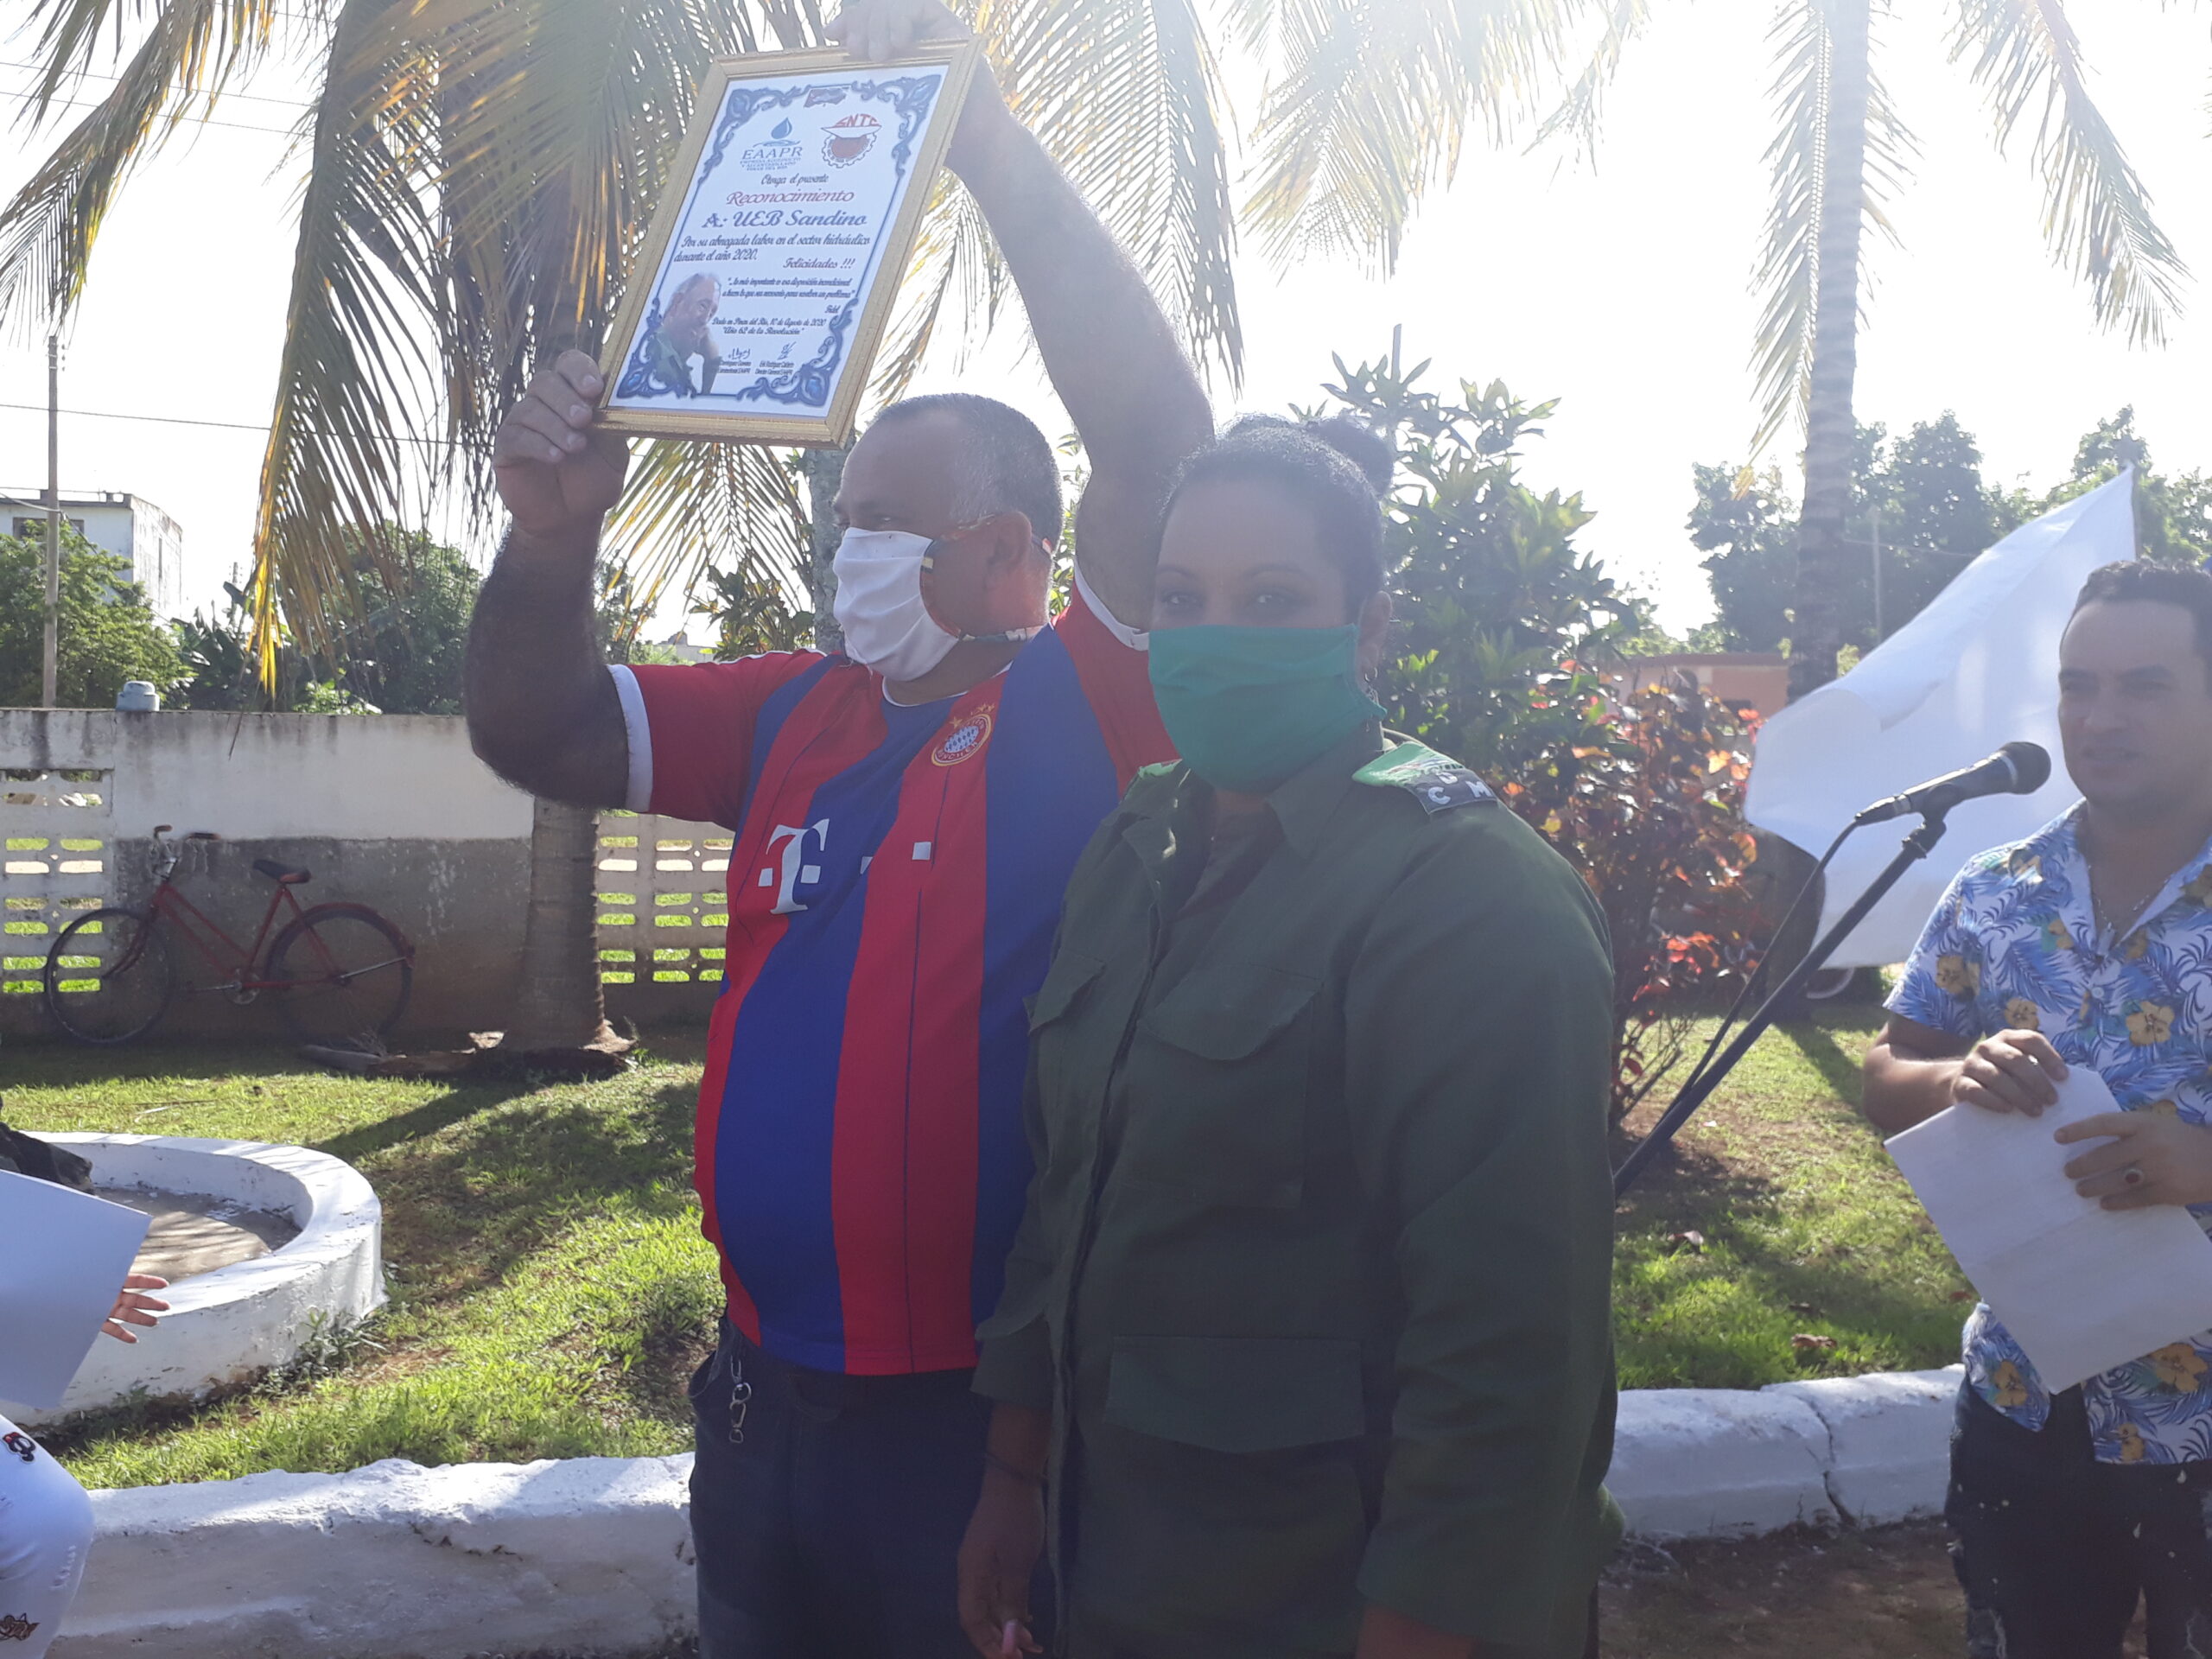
[727,1356,753,1445]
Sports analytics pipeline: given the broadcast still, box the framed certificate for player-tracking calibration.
[598,39,982,448]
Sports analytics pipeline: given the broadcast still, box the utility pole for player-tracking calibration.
[43,334,60,708]
[1870,506,1884,643]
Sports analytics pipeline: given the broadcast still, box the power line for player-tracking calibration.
[3,87,298,135]
[0,59,316,108]
[0,399,456,449]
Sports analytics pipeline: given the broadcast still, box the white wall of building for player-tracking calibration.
[3,490,186,617]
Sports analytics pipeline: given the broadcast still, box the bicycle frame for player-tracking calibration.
[150,878,315,993]
[117,834,328,995]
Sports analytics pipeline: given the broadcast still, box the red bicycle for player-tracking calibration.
[42,825,415,1047]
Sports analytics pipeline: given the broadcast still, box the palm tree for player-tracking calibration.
[1236,0,2188,698]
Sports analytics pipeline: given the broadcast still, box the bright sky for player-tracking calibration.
[3,1,2209,633]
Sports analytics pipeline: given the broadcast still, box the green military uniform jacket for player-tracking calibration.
[975,726,1622,1658]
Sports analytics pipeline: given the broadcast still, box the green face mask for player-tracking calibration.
[1148,623,1385,794]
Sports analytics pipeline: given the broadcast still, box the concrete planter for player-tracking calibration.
[3,1135,384,1427]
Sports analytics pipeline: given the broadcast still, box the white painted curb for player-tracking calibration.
[1607,1386,1837,1539]
[60,1455,693,1659]
[1763,1365,1960,1527]
[48,1369,1967,1656]
[3,1135,385,1427]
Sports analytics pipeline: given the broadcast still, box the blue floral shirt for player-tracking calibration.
[1889,805,2212,1464]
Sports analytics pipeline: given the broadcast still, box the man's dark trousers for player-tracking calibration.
[1947,1381,2212,1656]
[689,1319,995,1659]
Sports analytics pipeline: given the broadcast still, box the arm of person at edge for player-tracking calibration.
[834,0,1213,632]
[1864,1015,2212,1211]
[1341,854,1618,1659]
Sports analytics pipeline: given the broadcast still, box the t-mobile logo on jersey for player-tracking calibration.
[762,820,830,914]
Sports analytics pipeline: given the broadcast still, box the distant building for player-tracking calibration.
[652,629,716,664]
[1604,652,1789,720]
[3,490,185,617]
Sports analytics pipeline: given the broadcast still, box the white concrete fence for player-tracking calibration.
[51,1367,1963,1658]
[1,709,728,1037]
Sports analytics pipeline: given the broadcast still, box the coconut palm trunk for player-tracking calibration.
[1786,0,1871,703]
[503,797,617,1052]
[804,447,847,655]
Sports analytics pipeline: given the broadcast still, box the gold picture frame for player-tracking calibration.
[596,38,982,448]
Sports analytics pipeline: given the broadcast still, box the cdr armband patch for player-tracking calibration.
[1355,741,1498,816]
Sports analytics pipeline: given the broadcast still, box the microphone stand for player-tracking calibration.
[1612,810,1955,1198]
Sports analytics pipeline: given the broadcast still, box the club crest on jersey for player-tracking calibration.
[931,709,994,767]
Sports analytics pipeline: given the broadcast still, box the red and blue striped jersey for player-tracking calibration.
[615,584,1170,1374]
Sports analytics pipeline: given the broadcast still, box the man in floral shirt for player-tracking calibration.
[1865,560,2212,1658]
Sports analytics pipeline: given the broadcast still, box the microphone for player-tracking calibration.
[1852,742,2052,827]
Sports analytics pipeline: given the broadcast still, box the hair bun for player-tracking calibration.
[1297,415,1393,495]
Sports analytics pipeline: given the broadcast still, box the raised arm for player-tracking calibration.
[463,350,632,808]
[835,0,1215,628]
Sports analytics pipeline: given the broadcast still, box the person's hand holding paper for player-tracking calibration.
[1885,1065,2212,1393]
[2056,1104,2212,1211]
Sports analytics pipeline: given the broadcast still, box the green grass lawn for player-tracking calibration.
[5,1039,723,1489]
[1611,1007,1971,1389]
[3,1007,1969,1488]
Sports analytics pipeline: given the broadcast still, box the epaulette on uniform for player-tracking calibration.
[1353,740,1498,817]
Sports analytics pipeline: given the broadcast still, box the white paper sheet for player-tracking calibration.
[0,1168,151,1408]
[1886,1068,2212,1392]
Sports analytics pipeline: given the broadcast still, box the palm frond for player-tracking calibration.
[1531,0,1650,159]
[247,0,445,681]
[870,178,1010,403]
[603,439,811,625]
[1951,0,2187,346]
[1241,0,1588,271]
[1748,0,1916,457]
[977,0,1240,378]
[0,0,287,331]
[11,0,283,128]
[402,0,746,524]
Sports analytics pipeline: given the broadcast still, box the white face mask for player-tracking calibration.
[831,529,962,682]
[830,527,1039,683]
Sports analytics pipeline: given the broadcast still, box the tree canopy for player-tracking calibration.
[1689,408,2207,655]
[0,526,186,709]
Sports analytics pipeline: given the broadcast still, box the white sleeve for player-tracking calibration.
[1073,560,1148,652]
[607,665,655,814]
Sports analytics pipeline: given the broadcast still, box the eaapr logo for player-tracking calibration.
[762,820,830,915]
[741,117,804,171]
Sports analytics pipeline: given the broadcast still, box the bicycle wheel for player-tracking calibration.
[269,903,414,1048]
[44,907,175,1045]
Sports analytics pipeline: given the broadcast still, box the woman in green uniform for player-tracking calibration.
[956,418,1621,1659]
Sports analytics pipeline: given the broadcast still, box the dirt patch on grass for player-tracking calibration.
[1600,1522,2148,1657]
